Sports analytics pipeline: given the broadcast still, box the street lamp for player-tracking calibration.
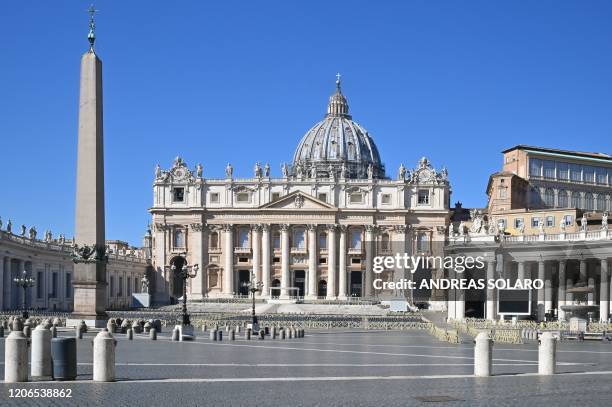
[242,272,263,326]
[14,270,35,319]
[165,260,199,326]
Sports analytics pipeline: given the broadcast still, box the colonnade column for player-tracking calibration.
[327,225,337,300]
[364,225,375,298]
[544,263,553,317]
[537,260,545,321]
[280,224,290,299]
[393,226,407,299]
[307,225,317,299]
[486,260,496,321]
[17,259,25,309]
[601,258,610,323]
[337,226,347,300]
[222,224,234,296]
[261,225,271,297]
[0,256,4,310]
[517,261,525,281]
[558,260,566,321]
[252,225,261,296]
[189,223,206,300]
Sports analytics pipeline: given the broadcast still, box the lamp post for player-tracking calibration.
[165,260,199,326]
[242,272,263,325]
[14,270,35,319]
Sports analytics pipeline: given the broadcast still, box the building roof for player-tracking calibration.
[502,145,612,162]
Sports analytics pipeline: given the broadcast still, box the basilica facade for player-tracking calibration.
[149,78,451,306]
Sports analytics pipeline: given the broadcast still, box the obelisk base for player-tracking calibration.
[68,263,108,328]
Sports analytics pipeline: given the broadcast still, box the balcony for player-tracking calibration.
[234,247,251,254]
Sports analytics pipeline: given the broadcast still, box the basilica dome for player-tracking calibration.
[292,77,385,179]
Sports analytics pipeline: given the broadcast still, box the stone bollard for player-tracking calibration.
[93,329,116,382]
[172,327,179,341]
[246,328,251,340]
[538,332,556,375]
[5,325,29,382]
[474,332,493,377]
[126,328,134,340]
[51,325,57,338]
[76,325,84,340]
[144,322,152,334]
[23,325,32,338]
[218,331,223,341]
[150,328,157,340]
[210,330,218,341]
[271,326,277,339]
[106,320,116,334]
[259,329,265,340]
[236,326,241,333]
[226,325,230,332]
[52,317,60,327]
[132,321,142,334]
[121,319,130,333]
[288,329,294,339]
[264,326,270,336]
[230,330,236,340]
[202,324,207,332]
[281,329,286,340]
[31,324,52,377]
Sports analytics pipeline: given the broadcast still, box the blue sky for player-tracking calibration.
[1,1,611,246]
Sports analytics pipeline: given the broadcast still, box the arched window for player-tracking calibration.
[558,190,568,208]
[319,232,327,249]
[273,232,281,249]
[585,193,594,211]
[238,228,249,248]
[350,229,361,249]
[530,188,541,208]
[210,232,219,249]
[571,191,581,208]
[544,188,554,207]
[596,194,605,211]
[173,230,185,248]
[293,228,305,249]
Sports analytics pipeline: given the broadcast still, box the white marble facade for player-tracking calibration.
[150,79,451,304]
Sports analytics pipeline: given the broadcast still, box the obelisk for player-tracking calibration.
[68,6,108,328]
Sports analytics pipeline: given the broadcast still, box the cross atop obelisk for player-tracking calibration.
[68,5,108,327]
[87,4,98,52]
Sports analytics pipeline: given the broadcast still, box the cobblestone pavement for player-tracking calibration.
[2,329,612,406]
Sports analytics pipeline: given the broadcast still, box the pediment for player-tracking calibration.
[260,191,336,210]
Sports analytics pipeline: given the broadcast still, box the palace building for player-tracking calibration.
[149,78,451,306]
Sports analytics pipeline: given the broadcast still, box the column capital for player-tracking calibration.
[393,225,407,234]
[261,224,271,232]
[251,224,262,232]
[189,223,205,232]
[222,224,233,232]
[279,224,290,232]
[365,224,376,233]
[326,224,338,232]
[337,224,347,233]
[306,224,317,232]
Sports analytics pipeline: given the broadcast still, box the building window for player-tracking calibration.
[273,257,280,263]
[172,187,185,202]
[558,189,568,208]
[583,166,595,183]
[319,232,327,249]
[417,190,430,205]
[351,258,361,265]
[514,218,524,229]
[273,232,281,249]
[293,228,305,249]
[570,164,581,182]
[134,277,138,293]
[597,194,605,211]
[381,194,391,204]
[546,216,554,227]
[271,192,280,201]
[349,193,363,204]
[529,158,542,177]
[37,271,44,299]
[498,187,507,199]
[318,193,327,202]
[209,192,220,203]
[236,192,250,203]
[238,228,249,248]
[350,230,361,249]
[585,193,594,210]
[571,191,581,208]
[558,162,569,180]
[416,232,430,253]
[531,217,541,228]
[238,257,249,263]
[174,230,185,248]
[51,272,58,298]
[563,215,573,226]
[318,257,327,264]
[210,232,219,249]
[65,273,72,298]
[110,276,115,297]
[127,277,132,296]
[544,188,554,207]
[530,188,541,208]
[543,160,555,179]
[118,276,123,296]
[596,168,607,185]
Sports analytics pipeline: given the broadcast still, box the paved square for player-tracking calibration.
[2,329,612,406]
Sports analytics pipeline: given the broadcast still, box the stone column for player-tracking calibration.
[338,226,347,300]
[364,225,375,298]
[280,225,290,299]
[588,265,595,306]
[0,256,4,311]
[537,260,545,321]
[486,260,496,321]
[579,260,587,284]
[517,261,526,281]
[326,225,337,299]
[17,259,25,310]
[544,263,553,317]
[600,258,609,322]
[393,226,407,298]
[189,223,207,300]
[252,225,261,296]
[222,225,234,296]
[261,225,271,297]
[70,46,107,328]
[307,225,317,299]
[558,261,566,321]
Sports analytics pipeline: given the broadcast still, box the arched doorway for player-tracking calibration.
[271,279,281,298]
[170,256,186,301]
[318,280,327,297]
[293,270,305,297]
[350,271,362,297]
